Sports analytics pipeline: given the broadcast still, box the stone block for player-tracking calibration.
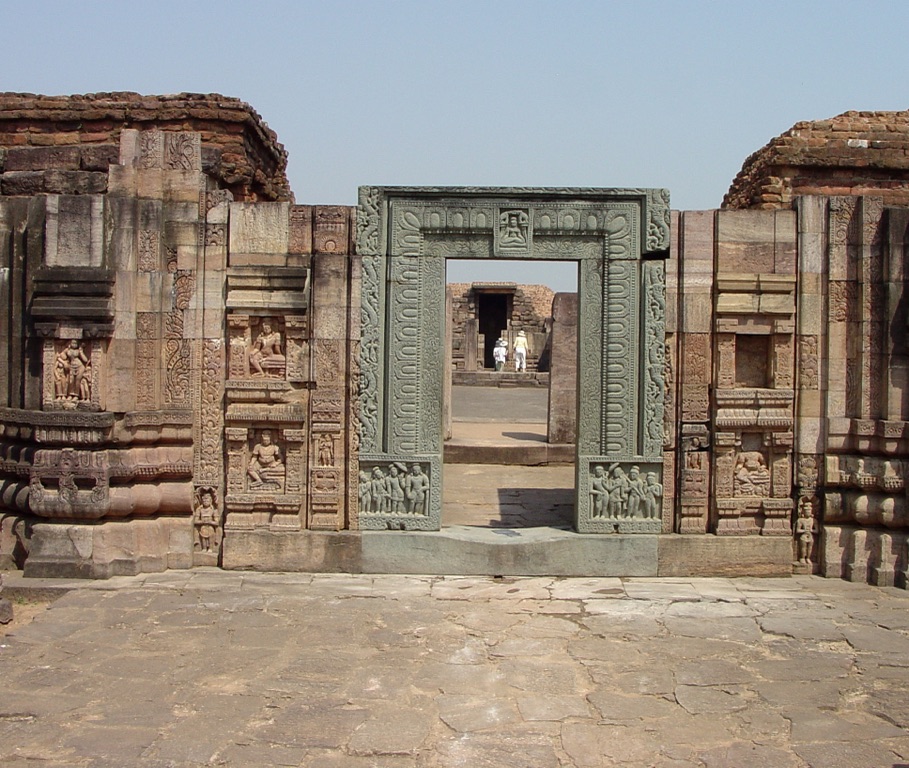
[717,209,776,243]
[23,523,94,578]
[657,534,792,577]
[45,195,104,267]
[80,143,120,172]
[44,170,107,195]
[289,205,313,253]
[1,170,46,196]
[547,292,578,444]
[229,202,289,258]
[680,210,714,259]
[5,145,81,171]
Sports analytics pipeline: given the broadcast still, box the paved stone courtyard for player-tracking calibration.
[1,572,908,767]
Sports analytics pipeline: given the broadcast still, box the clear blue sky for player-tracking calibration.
[3,1,908,290]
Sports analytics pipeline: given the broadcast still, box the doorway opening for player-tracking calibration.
[443,259,577,529]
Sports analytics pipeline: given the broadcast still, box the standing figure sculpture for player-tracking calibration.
[405,463,430,515]
[606,464,629,518]
[386,463,406,514]
[358,470,371,513]
[194,488,220,553]
[643,472,663,520]
[795,496,818,564]
[369,467,389,513]
[590,465,608,518]
[54,340,92,402]
[249,321,285,377]
[625,466,645,519]
[513,330,528,373]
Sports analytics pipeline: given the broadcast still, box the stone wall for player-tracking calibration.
[0,111,355,577]
[448,282,553,371]
[0,92,291,201]
[1,93,908,587]
[725,110,909,210]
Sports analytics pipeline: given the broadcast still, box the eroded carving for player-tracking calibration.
[54,340,92,403]
[250,320,286,378]
[194,486,221,553]
[247,430,285,492]
[733,451,771,498]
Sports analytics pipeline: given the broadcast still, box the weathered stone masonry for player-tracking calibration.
[0,94,908,587]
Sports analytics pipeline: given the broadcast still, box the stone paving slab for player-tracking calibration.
[1,572,909,766]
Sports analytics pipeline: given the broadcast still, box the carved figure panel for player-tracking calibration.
[194,486,222,554]
[496,209,531,254]
[578,460,663,533]
[359,461,430,518]
[247,430,285,492]
[53,339,93,408]
[733,450,771,498]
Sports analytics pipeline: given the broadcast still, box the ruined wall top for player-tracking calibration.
[724,110,909,210]
[0,92,291,201]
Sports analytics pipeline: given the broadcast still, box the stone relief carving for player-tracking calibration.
[195,339,224,487]
[138,130,162,169]
[795,495,818,565]
[359,462,430,517]
[798,335,819,389]
[54,340,92,403]
[249,319,286,378]
[137,230,160,272]
[206,189,234,211]
[317,434,335,467]
[163,132,199,171]
[733,451,771,498]
[497,209,530,253]
[247,430,285,492]
[589,463,662,520]
[643,261,666,456]
[194,486,221,554]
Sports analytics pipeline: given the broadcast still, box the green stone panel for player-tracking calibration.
[357,187,669,534]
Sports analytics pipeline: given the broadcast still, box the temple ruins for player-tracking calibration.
[0,93,907,587]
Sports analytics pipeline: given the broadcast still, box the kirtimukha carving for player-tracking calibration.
[54,340,92,402]
[194,487,221,553]
[733,451,771,498]
[249,320,286,377]
[247,430,285,491]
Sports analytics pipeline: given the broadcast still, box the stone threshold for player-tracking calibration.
[222,528,794,578]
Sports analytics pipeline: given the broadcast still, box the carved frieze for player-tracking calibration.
[578,460,663,533]
[357,458,437,530]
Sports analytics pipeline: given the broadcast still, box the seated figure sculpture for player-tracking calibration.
[247,430,285,490]
[248,321,285,377]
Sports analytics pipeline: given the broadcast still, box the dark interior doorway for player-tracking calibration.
[477,292,510,369]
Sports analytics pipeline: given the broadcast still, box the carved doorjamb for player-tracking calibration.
[356,187,670,532]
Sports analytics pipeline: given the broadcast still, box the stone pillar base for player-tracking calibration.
[24,519,193,579]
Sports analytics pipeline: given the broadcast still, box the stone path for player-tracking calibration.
[2,572,909,767]
[443,464,574,528]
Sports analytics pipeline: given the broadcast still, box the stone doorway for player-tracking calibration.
[443,260,577,529]
[476,290,510,369]
[356,187,670,534]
